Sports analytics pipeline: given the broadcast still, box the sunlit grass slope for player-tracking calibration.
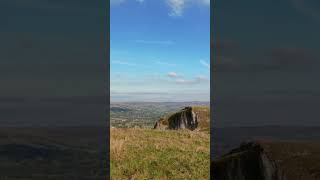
[110,128,210,179]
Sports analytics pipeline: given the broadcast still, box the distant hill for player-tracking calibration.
[110,128,210,179]
[212,140,320,180]
[154,106,210,132]
[0,127,107,180]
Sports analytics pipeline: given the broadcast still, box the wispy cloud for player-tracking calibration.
[136,40,175,45]
[112,60,137,66]
[167,0,210,17]
[168,72,178,78]
[111,0,209,16]
[175,75,209,85]
[167,0,186,17]
[165,72,208,84]
[112,60,153,68]
[156,61,177,66]
[167,72,185,79]
[200,59,210,69]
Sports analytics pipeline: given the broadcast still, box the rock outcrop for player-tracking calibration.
[153,106,200,131]
[167,107,199,130]
[212,141,320,180]
[212,142,281,180]
[153,118,167,130]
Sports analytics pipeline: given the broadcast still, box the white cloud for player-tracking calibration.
[168,72,178,78]
[174,75,209,85]
[136,40,175,45]
[167,0,210,17]
[200,60,210,69]
[167,0,186,17]
[166,71,209,84]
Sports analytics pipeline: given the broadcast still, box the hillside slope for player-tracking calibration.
[212,140,320,180]
[0,127,107,180]
[110,128,210,179]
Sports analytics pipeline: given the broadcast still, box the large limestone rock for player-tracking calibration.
[212,142,281,180]
[153,106,199,131]
[167,107,199,130]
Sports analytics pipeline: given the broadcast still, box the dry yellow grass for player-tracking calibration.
[110,128,210,180]
[110,138,125,159]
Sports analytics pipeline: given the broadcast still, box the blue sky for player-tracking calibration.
[110,0,210,102]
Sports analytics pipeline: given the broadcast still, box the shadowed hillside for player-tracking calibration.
[212,140,320,180]
[0,127,107,180]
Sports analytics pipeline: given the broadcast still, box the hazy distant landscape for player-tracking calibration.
[110,101,210,128]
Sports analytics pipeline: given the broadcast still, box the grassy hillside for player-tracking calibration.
[110,128,210,179]
[261,140,320,180]
[192,106,210,131]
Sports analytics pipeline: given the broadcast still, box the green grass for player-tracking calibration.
[192,106,210,132]
[110,128,210,180]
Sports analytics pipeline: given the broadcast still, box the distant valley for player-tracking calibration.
[110,101,210,128]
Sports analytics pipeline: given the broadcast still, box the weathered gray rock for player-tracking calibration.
[168,107,199,130]
[212,140,320,180]
[153,106,199,131]
[212,142,283,180]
